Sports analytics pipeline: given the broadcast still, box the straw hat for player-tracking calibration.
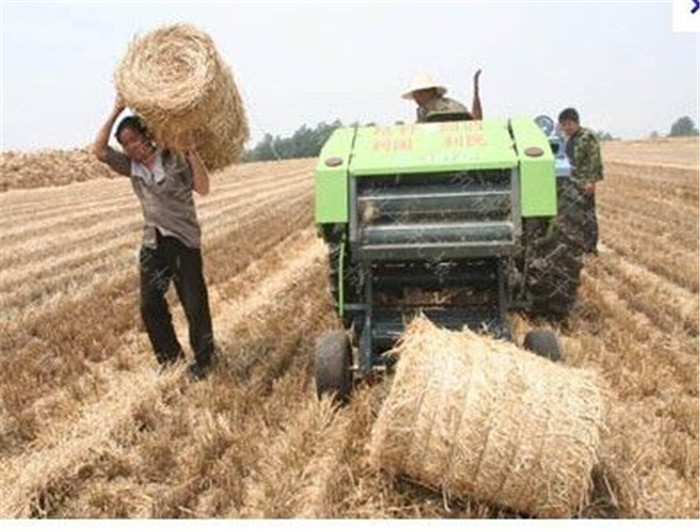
[401,72,447,100]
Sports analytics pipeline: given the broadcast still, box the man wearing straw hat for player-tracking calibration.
[403,70,483,122]
[93,96,215,381]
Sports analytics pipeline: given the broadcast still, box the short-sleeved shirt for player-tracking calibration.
[104,147,202,249]
[564,127,604,185]
[416,96,470,123]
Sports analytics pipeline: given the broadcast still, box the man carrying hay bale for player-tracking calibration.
[114,23,249,171]
[93,95,215,381]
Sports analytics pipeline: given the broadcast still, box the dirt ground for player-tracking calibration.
[0,137,697,518]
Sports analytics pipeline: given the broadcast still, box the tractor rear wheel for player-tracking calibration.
[315,331,352,403]
[523,179,585,319]
[523,329,564,362]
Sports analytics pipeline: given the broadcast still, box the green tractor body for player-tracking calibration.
[316,118,557,223]
[314,116,583,399]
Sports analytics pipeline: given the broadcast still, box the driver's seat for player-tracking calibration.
[424,111,474,123]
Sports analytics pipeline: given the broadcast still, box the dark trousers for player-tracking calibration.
[580,191,599,253]
[139,231,214,366]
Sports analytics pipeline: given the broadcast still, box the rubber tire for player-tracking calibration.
[524,180,585,319]
[523,329,564,362]
[315,331,352,403]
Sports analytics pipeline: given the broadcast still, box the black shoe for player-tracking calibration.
[188,362,210,381]
[157,352,184,375]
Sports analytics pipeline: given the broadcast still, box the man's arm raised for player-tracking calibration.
[187,147,210,196]
[471,69,483,120]
[93,95,131,177]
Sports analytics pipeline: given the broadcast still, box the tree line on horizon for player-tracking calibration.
[242,116,698,162]
[243,120,344,162]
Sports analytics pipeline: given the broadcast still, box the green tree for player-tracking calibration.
[244,120,344,162]
[594,130,615,141]
[669,116,699,137]
[242,133,276,162]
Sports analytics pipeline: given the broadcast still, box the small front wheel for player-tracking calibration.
[315,331,352,403]
[523,329,565,362]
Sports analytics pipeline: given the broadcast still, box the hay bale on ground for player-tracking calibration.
[115,23,248,171]
[369,317,606,517]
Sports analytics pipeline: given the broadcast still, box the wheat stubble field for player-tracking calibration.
[0,137,697,518]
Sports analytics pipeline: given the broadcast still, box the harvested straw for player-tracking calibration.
[115,24,248,171]
[370,316,606,517]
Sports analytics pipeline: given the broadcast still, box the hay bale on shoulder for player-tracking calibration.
[369,316,606,517]
[115,23,248,171]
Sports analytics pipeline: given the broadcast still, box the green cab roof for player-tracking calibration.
[349,120,518,175]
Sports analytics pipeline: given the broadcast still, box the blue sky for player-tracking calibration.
[1,0,697,150]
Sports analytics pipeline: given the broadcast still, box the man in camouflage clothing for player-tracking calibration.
[558,107,604,255]
[403,71,483,123]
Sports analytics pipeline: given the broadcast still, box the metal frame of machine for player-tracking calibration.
[314,115,580,399]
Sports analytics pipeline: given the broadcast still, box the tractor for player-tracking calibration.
[314,112,584,401]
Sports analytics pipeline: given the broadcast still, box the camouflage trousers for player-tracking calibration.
[579,191,598,254]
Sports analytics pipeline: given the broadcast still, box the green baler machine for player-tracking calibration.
[314,116,584,401]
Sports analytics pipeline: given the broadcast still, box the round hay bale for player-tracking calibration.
[115,23,248,171]
[369,316,606,517]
